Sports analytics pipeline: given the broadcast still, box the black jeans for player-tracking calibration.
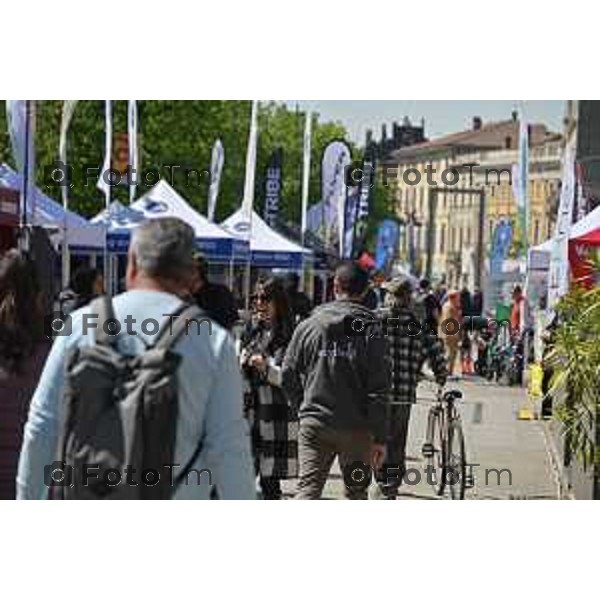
[375,403,413,498]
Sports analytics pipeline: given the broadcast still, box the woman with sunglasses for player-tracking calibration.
[240,277,298,499]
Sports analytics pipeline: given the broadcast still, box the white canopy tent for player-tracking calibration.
[92,180,248,262]
[221,208,311,269]
[0,163,104,250]
[529,204,600,269]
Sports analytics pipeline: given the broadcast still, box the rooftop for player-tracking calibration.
[383,116,560,163]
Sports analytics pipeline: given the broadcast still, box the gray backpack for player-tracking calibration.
[51,296,207,500]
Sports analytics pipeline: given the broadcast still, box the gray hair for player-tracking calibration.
[130,217,195,281]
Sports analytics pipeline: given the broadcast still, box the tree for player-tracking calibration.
[1,101,398,252]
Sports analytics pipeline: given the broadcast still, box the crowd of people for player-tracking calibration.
[0,216,539,500]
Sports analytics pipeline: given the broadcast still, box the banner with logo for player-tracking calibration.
[240,100,259,239]
[375,219,400,275]
[263,148,283,228]
[321,140,351,253]
[6,100,36,223]
[351,159,374,259]
[512,120,529,257]
[207,138,224,222]
[490,218,513,278]
[59,101,78,210]
[343,186,359,258]
[300,111,312,241]
[58,100,78,288]
[548,135,576,309]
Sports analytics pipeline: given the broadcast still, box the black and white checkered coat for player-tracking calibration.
[379,305,448,403]
[241,324,298,479]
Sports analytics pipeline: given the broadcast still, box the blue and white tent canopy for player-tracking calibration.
[221,208,311,269]
[0,163,104,249]
[93,180,248,261]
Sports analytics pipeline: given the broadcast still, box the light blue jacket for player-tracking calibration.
[17,289,256,500]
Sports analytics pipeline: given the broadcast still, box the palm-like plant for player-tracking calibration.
[547,278,600,469]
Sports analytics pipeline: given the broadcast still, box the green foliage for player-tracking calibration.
[0,101,398,248]
[547,282,600,468]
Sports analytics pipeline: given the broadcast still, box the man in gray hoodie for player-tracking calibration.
[282,262,388,499]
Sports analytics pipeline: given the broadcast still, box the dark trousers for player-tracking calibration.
[375,403,413,498]
[260,477,282,500]
[295,420,373,500]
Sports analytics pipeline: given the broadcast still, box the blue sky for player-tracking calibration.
[283,100,565,145]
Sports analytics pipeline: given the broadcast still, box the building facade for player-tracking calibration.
[382,113,562,289]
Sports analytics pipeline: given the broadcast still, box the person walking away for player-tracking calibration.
[418,278,440,335]
[240,278,298,499]
[17,218,255,499]
[190,253,239,331]
[372,277,448,499]
[510,284,530,384]
[0,250,50,499]
[282,262,388,500]
[372,271,387,309]
[439,290,462,378]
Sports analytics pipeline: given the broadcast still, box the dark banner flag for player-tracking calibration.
[263,148,283,228]
[351,159,375,259]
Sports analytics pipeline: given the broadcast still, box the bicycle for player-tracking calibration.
[421,386,474,499]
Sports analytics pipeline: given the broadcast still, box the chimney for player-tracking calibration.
[512,110,518,122]
[473,116,482,130]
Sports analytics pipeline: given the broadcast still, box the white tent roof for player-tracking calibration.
[222,208,310,255]
[92,181,248,260]
[131,180,241,241]
[531,204,600,254]
[570,203,600,239]
[0,163,104,248]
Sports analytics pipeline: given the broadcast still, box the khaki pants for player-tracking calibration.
[295,420,373,500]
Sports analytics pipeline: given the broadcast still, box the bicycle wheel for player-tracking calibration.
[447,418,466,500]
[423,406,446,496]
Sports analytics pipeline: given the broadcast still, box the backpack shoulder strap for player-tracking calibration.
[92,295,118,347]
[153,304,210,351]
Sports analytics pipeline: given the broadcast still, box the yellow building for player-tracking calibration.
[383,113,562,289]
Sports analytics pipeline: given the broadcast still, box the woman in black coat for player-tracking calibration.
[240,278,298,499]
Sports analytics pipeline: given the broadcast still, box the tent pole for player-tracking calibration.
[243,253,252,312]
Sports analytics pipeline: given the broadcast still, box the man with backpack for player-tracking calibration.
[17,217,255,500]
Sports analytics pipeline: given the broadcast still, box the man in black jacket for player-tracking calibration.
[282,262,388,499]
[190,254,239,331]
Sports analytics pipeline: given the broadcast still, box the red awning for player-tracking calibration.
[573,228,600,246]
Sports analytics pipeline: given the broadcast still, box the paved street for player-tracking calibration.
[282,378,559,500]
